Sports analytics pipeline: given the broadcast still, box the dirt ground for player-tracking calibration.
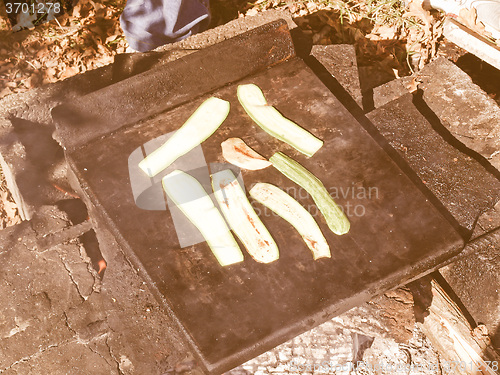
[1,0,499,97]
[0,0,468,99]
[0,166,21,229]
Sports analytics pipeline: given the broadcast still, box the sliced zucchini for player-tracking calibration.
[221,137,271,170]
[211,169,279,263]
[162,170,244,266]
[139,97,230,177]
[237,84,323,157]
[269,152,350,235]
[249,182,331,260]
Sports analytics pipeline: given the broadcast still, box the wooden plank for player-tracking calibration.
[411,274,500,375]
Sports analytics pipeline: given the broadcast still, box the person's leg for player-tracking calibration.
[120,0,210,52]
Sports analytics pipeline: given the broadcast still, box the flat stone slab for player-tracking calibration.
[439,226,500,348]
[367,93,500,233]
[373,59,500,174]
[52,20,295,151]
[61,43,465,371]
[310,45,363,107]
[418,58,500,171]
[373,76,413,109]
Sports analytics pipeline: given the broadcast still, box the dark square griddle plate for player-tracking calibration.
[64,56,464,373]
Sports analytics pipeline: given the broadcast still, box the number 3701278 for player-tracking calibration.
[5,2,61,14]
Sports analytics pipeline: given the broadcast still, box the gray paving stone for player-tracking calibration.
[418,57,500,171]
[439,234,500,348]
[372,58,500,175]
[367,93,500,232]
[231,321,453,375]
[369,77,500,349]
[368,67,500,349]
[311,44,363,107]
[372,76,412,109]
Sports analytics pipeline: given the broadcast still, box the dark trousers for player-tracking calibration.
[120,0,210,52]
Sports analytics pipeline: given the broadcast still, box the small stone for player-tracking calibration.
[278,350,290,362]
[311,347,327,360]
[271,363,289,372]
[255,351,277,367]
[293,346,305,356]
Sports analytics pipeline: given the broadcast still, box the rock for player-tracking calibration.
[373,76,412,108]
[310,44,363,107]
[367,93,500,232]
[418,57,500,171]
[440,236,500,348]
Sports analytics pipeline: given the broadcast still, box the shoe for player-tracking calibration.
[424,0,500,40]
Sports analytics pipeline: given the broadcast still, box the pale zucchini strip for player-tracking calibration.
[249,183,331,260]
[162,170,244,267]
[237,84,323,157]
[139,97,230,177]
[221,138,272,170]
[270,152,350,235]
[211,170,279,263]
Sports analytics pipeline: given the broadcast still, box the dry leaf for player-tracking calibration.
[406,0,433,25]
[22,74,37,89]
[88,0,105,11]
[0,87,11,98]
[406,77,422,92]
[59,66,79,80]
[2,199,17,220]
[297,9,308,17]
[367,25,397,41]
[105,33,120,44]
[378,25,397,40]
[457,7,492,38]
[306,2,318,12]
[43,67,58,83]
[404,0,433,40]
[245,8,259,16]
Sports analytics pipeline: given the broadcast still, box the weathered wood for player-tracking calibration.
[410,275,500,375]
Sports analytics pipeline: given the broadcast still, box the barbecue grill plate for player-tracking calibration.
[65,56,464,373]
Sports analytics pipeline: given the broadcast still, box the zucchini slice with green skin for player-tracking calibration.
[211,170,279,264]
[250,183,331,260]
[162,170,244,267]
[237,84,323,157]
[139,97,230,177]
[269,152,350,235]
